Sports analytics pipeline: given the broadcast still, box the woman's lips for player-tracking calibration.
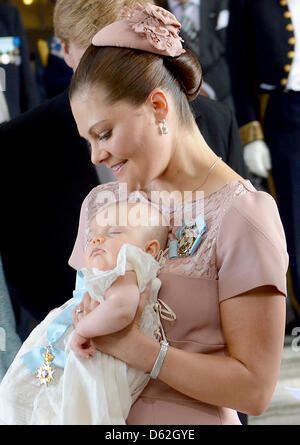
[111,160,128,176]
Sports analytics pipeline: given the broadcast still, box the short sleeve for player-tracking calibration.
[216,191,289,302]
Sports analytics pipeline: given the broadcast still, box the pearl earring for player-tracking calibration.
[159,119,168,135]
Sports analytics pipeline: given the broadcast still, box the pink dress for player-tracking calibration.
[69,180,288,425]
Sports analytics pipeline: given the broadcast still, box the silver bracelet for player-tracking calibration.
[149,340,169,379]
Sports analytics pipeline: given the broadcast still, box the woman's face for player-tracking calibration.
[71,85,172,193]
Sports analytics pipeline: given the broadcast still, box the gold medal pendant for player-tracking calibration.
[169,216,207,259]
[177,222,197,256]
[36,348,55,385]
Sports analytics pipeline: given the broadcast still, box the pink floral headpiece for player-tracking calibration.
[92,2,185,58]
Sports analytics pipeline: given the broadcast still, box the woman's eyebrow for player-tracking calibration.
[88,120,109,136]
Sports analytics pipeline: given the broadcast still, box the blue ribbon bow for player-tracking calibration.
[20,271,86,374]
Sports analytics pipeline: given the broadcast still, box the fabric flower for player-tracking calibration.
[145,4,181,27]
[127,2,185,57]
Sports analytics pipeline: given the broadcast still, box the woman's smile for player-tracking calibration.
[110,160,128,176]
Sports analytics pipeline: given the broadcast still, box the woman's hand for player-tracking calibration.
[72,291,100,326]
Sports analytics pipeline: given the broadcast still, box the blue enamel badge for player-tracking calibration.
[169,214,207,259]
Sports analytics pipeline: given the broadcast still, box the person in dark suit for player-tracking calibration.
[227,0,300,329]
[35,36,73,101]
[155,0,232,107]
[0,0,151,335]
[191,94,247,176]
[0,2,40,375]
[0,90,100,330]
[0,3,40,119]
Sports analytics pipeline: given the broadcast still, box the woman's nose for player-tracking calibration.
[90,144,110,165]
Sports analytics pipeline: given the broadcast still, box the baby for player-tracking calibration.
[70,199,169,360]
[0,200,171,425]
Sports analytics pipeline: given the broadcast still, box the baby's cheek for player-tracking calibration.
[84,247,92,263]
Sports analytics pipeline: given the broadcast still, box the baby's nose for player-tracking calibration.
[92,235,105,245]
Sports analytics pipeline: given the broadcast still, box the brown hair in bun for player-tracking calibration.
[70,45,202,128]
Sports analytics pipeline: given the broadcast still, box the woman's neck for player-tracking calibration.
[143,121,244,204]
[146,123,218,194]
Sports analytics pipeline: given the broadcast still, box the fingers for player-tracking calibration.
[70,334,96,359]
[76,344,96,359]
[72,292,100,326]
[81,292,100,313]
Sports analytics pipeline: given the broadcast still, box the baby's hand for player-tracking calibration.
[70,331,96,359]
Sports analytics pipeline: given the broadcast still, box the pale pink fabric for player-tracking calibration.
[92,2,185,58]
[69,180,288,425]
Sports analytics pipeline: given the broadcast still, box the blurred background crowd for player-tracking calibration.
[0,1,299,423]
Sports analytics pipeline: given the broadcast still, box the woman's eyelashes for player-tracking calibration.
[86,228,122,246]
[97,130,112,143]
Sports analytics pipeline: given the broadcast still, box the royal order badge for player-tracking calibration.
[169,215,207,258]
[36,348,55,385]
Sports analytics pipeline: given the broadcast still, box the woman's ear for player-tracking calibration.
[148,89,169,121]
[61,40,73,68]
[144,239,160,259]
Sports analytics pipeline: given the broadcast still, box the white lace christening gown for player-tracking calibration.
[0,244,163,425]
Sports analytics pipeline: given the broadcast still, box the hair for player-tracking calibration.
[131,202,169,251]
[54,0,154,49]
[69,44,202,128]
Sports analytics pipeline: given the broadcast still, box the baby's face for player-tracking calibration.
[85,202,158,271]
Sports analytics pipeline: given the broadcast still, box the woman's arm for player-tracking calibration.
[90,285,286,416]
[75,271,140,339]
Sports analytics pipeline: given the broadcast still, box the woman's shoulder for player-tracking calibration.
[215,180,287,260]
[221,180,281,230]
[205,178,284,248]
[206,178,275,216]
[202,179,255,225]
